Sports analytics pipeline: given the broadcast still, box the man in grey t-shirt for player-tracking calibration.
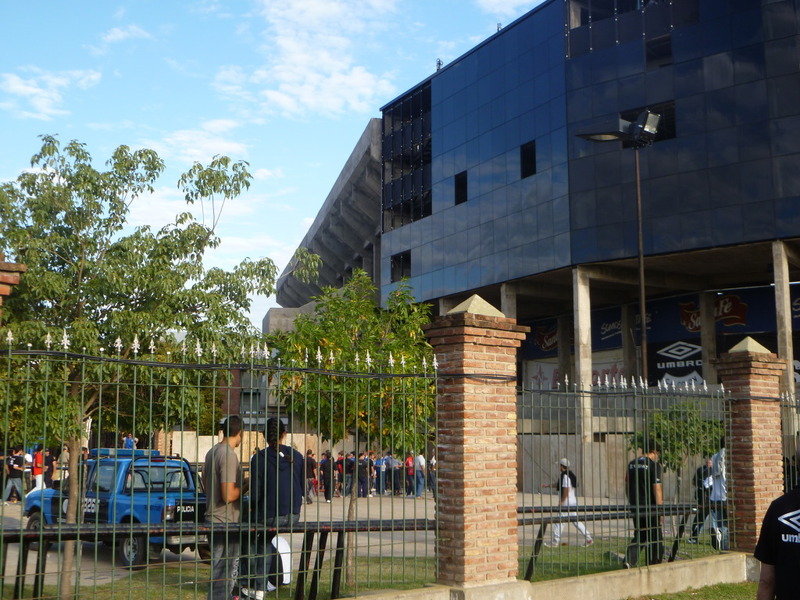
[204,415,246,600]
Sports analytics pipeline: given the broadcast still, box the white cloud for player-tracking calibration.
[214,0,397,118]
[0,67,101,121]
[253,167,283,180]
[102,25,152,43]
[143,119,249,165]
[87,24,152,55]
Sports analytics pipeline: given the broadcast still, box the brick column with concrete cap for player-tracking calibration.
[423,294,529,587]
[713,336,785,552]
[0,252,26,320]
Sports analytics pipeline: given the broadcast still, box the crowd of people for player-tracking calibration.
[204,415,434,600]
[2,443,75,503]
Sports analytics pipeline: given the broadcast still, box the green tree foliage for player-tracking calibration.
[0,135,316,599]
[630,399,724,501]
[269,269,435,453]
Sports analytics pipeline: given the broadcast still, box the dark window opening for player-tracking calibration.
[381,83,432,232]
[621,101,676,146]
[646,35,672,70]
[455,171,468,205]
[521,141,537,179]
[391,251,411,283]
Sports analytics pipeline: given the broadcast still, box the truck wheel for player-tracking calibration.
[26,512,51,552]
[25,511,43,531]
[117,535,147,568]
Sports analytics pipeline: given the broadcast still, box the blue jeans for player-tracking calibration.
[415,471,425,497]
[3,477,23,502]
[240,514,299,593]
[207,529,239,600]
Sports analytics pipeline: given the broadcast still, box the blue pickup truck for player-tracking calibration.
[24,448,208,567]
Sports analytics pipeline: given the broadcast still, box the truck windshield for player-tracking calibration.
[129,464,193,492]
[86,464,117,493]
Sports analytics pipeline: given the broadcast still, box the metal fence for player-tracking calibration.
[518,381,732,580]
[0,341,437,600]
[6,337,792,598]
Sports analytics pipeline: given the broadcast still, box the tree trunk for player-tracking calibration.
[59,436,82,600]
[344,489,357,586]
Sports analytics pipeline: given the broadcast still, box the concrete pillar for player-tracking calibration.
[699,292,718,385]
[557,315,573,386]
[772,241,794,395]
[573,267,594,446]
[713,337,786,552]
[573,266,592,389]
[423,296,528,587]
[438,297,459,316]
[500,283,517,320]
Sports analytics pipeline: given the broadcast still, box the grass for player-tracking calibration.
[3,554,436,600]
[628,582,757,599]
[521,534,721,582]
[2,533,736,600]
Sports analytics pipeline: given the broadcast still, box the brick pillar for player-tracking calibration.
[423,298,528,587]
[713,338,785,552]
[0,252,26,320]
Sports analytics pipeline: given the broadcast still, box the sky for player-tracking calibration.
[0,0,543,329]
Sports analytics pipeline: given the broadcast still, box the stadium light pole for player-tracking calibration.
[576,110,661,386]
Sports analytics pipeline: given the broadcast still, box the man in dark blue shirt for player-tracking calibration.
[624,438,663,567]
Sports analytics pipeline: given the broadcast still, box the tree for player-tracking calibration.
[630,399,724,503]
[0,135,314,599]
[268,269,435,586]
[270,269,435,451]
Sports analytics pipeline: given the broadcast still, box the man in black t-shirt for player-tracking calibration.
[624,438,664,567]
[754,480,800,599]
[305,449,317,503]
[3,448,25,503]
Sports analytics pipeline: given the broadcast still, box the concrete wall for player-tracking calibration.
[349,554,756,600]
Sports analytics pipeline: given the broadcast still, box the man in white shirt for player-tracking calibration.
[414,452,426,498]
[545,458,593,547]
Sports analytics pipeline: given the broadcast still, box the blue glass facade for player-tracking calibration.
[379,0,800,308]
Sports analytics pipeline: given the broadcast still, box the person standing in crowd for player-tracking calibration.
[203,416,247,600]
[23,449,33,492]
[241,417,304,598]
[624,437,663,567]
[374,452,386,495]
[343,452,356,496]
[335,452,345,497]
[709,437,728,550]
[545,458,593,548]
[405,452,415,496]
[305,449,317,504]
[30,445,45,493]
[414,451,426,498]
[57,444,70,483]
[689,457,713,543]
[356,451,370,498]
[427,454,437,497]
[754,446,800,600]
[319,451,334,503]
[44,448,56,489]
[3,447,25,503]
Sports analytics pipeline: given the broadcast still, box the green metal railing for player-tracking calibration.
[518,381,732,580]
[1,340,437,600]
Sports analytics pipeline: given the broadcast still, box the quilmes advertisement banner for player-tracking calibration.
[520,284,800,385]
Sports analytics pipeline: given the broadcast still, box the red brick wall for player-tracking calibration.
[424,313,528,586]
[715,350,785,552]
[0,252,26,319]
